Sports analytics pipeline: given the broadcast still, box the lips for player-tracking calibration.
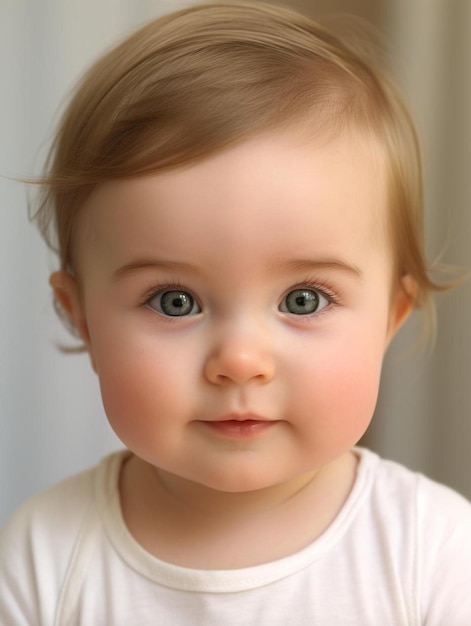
[199,415,275,439]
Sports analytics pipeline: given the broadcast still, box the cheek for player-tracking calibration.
[292,326,386,446]
[89,328,196,449]
[316,353,380,419]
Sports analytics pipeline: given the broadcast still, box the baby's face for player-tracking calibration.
[60,131,410,493]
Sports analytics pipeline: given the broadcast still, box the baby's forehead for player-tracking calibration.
[75,130,390,266]
[84,127,386,206]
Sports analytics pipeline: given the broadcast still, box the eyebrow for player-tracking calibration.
[274,258,363,279]
[113,259,198,280]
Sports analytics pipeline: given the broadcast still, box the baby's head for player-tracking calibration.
[31,1,447,491]
[35,1,436,315]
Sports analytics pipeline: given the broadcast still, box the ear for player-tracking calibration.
[386,274,416,345]
[49,271,96,371]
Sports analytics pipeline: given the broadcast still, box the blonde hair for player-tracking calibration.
[31,1,446,329]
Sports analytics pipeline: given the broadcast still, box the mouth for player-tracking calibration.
[199,415,276,439]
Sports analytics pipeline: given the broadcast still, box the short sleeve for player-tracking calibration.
[417,475,471,624]
[0,500,46,625]
[0,469,95,625]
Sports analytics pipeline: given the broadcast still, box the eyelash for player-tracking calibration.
[139,281,197,308]
[293,279,338,299]
[138,278,341,316]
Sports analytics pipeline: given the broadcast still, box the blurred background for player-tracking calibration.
[1,0,470,525]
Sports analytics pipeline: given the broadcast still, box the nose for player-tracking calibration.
[204,328,276,386]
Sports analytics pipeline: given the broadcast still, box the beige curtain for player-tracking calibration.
[373,0,471,499]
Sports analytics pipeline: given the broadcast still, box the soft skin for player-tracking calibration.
[52,131,413,566]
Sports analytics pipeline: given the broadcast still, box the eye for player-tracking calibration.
[148,290,201,317]
[279,288,329,316]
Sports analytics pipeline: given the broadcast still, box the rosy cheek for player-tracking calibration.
[298,339,382,430]
[95,345,184,441]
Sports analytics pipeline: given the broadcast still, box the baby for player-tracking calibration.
[1,2,470,624]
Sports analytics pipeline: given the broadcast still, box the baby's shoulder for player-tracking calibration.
[0,456,120,624]
[0,463,96,581]
[2,463,95,541]
[350,450,471,619]
[360,449,471,556]
[0,452,125,585]
[0,452,128,624]
[370,451,471,516]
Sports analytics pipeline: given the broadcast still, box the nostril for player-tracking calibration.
[215,373,232,384]
[204,348,275,386]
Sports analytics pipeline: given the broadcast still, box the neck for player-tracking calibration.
[119,451,358,569]
[153,464,319,521]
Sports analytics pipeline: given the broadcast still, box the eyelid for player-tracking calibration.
[281,280,340,304]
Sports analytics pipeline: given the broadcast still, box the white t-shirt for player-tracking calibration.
[1,447,471,625]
